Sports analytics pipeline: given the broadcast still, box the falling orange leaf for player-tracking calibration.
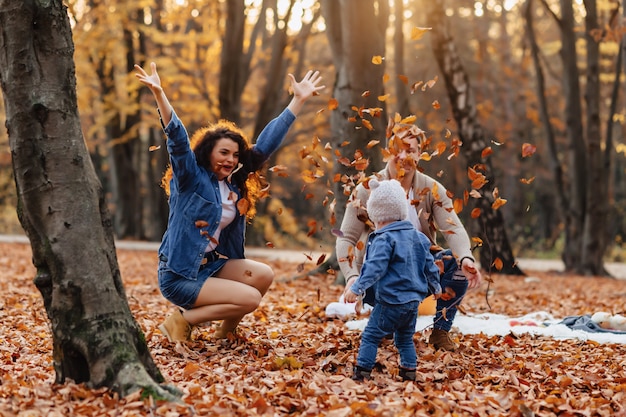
[493,258,504,271]
[522,143,537,158]
[195,220,209,228]
[411,26,431,40]
[362,119,373,131]
[453,198,464,214]
[237,198,250,216]
[371,55,384,65]
[492,198,507,210]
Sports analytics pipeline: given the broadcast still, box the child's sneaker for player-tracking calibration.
[399,367,416,381]
[352,365,372,381]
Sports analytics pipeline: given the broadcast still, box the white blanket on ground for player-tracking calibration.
[325,301,626,344]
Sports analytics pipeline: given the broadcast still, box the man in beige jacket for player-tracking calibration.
[337,124,482,351]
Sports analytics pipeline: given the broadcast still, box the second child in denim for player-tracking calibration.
[344,179,441,381]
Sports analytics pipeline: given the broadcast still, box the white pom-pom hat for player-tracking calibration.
[367,179,408,224]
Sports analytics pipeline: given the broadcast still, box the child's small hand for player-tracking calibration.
[344,289,358,304]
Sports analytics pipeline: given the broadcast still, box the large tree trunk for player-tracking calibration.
[0,0,176,399]
[393,0,411,117]
[554,0,587,271]
[425,0,522,275]
[321,0,388,227]
[581,0,608,275]
[219,0,264,123]
[109,27,144,239]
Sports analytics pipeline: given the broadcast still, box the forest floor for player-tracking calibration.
[1,240,625,416]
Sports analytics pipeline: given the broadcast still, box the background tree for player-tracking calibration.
[0,0,175,399]
[424,0,522,274]
[320,0,389,229]
[524,0,623,276]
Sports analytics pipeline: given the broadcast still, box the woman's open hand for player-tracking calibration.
[134,62,162,94]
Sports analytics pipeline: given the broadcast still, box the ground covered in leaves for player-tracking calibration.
[1,241,625,417]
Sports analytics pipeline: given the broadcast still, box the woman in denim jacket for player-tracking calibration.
[344,179,442,382]
[135,62,324,342]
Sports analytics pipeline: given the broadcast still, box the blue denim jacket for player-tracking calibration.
[350,220,442,305]
[158,109,296,280]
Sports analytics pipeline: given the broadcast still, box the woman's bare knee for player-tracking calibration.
[217,259,275,294]
[255,262,275,294]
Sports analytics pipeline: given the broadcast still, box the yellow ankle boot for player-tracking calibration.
[158,309,192,342]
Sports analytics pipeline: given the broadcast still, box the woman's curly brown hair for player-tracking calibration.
[160,120,266,219]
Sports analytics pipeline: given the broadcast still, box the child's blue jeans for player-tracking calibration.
[362,249,468,333]
[356,300,420,371]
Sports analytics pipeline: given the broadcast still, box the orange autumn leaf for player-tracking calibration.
[353,158,369,171]
[399,115,417,124]
[149,145,161,152]
[520,176,536,184]
[468,167,488,190]
[432,100,440,109]
[424,76,438,90]
[522,143,537,158]
[453,198,464,214]
[371,55,384,65]
[398,74,409,85]
[493,257,504,271]
[410,26,431,40]
[195,220,209,228]
[237,198,250,216]
[481,147,493,158]
[182,362,200,377]
[328,98,339,110]
[470,208,482,218]
[269,164,288,173]
[366,140,380,149]
[492,197,507,210]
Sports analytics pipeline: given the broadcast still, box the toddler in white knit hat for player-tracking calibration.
[344,178,441,382]
[366,178,409,226]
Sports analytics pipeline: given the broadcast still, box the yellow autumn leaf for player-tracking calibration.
[411,26,432,41]
[372,55,384,64]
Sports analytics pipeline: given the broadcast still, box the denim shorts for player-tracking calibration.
[158,258,227,310]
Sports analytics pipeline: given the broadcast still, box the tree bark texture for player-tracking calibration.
[219,0,260,124]
[555,0,587,271]
[425,0,522,275]
[0,0,175,399]
[321,0,388,227]
[581,0,609,275]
